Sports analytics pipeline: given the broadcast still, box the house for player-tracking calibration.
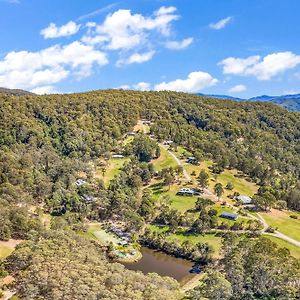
[112,154,124,159]
[118,240,128,246]
[75,179,86,186]
[141,119,151,124]
[81,194,95,203]
[186,157,199,164]
[220,212,239,221]
[177,187,195,196]
[127,131,136,136]
[236,195,252,205]
[164,140,173,146]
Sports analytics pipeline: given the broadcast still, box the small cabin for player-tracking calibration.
[186,157,199,164]
[112,154,125,159]
[236,195,252,205]
[75,179,87,186]
[220,211,239,221]
[81,194,95,203]
[127,131,136,136]
[177,187,195,196]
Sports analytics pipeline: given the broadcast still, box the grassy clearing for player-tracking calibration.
[265,235,300,259]
[95,157,129,187]
[147,224,169,233]
[167,233,222,259]
[185,159,258,203]
[0,240,21,259]
[146,224,222,259]
[149,182,198,212]
[151,146,178,171]
[260,209,300,241]
[86,224,120,245]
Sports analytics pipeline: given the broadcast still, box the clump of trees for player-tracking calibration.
[5,231,182,300]
[188,234,300,300]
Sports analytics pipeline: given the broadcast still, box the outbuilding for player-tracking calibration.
[236,195,252,205]
[220,211,239,221]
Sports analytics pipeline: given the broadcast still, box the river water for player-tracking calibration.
[123,247,198,284]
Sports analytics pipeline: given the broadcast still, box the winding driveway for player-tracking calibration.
[140,120,300,249]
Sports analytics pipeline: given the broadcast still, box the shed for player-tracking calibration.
[220,211,239,221]
[237,195,252,205]
[112,154,125,159]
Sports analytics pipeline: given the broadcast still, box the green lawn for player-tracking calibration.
[147,224,169,234]
[167,232,222,259]
[265,235,300,259]
[216,169,257,197]
[260,210,300,242]
[151,146,178,171]
[0,241,15,259]
[149,182,198,212]
[86,224,120,245]
[95,157,129,187]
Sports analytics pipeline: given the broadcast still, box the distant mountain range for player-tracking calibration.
[200,93,300,112]
[1,87,299,112]
[0,87,35,96]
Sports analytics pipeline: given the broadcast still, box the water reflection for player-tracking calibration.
[123,247,200,284]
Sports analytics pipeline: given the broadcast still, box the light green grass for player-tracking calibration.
[149,182,198,212]
[167,233,222,258]
[95,157,129,187]
[260,210,300,242]
[86,224,120,245]
[0,242,14,259]
[265,235,300,259]
[217,169,257,196]
[174,146,192,157]
[151,146,178,171]
[147,224,169,233]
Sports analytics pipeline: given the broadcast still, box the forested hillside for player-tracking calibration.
[2,89,298,213]
[0,90,300,299]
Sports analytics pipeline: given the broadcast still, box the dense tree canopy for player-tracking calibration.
[5,231,182,300]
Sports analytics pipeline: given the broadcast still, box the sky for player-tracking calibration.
[1,0,300,97]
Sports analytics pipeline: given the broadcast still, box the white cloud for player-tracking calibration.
[219,51,300,80]
[41,21,81,39]
[116,51,155,66]
[165,37,193,50]
[219,56,260,75]
[0,41,108,89]
[154,71,218,93]
[82,6,180,50]
[229,84,247,93]
[30,85,58,94]
[209,16,232,30]
[133,82,151,91]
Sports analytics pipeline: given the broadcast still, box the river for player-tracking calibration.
[123,247,199,284]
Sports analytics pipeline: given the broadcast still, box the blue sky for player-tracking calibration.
[1,0,300,97]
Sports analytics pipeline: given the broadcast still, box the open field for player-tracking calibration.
[95,157,129,186]
[185,160,258,200]
[151,146,178,171]
[148,182,251,225]
[149,181,198,212]
[167,232,222,259]
[0,240,22,259]
[146,224,222,259]
[260,209,300,241]
[265,235,300,259]
[86,224,121,245]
